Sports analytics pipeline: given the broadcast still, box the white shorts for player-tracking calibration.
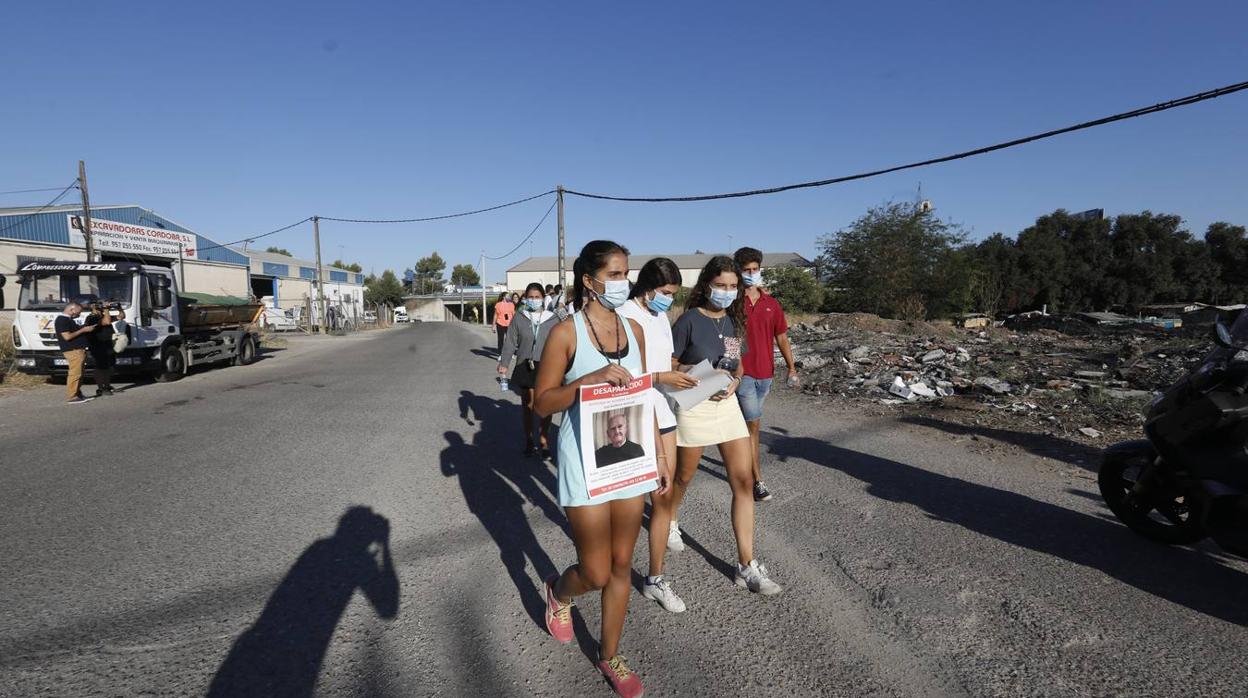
[676,393,749,448]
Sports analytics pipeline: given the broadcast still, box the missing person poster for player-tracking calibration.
[579,374,658,500]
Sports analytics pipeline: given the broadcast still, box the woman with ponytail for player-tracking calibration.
[533,241,673,697]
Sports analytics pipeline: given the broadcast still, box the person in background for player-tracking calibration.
[84,302,125,397]
[548,284,566,314]
[733,247,798,502]
[617,256,699,614]
[669,255,782,596]
[493,292,516,355]
[498,282,558,457]
[534,240,672,697]
[53,302,97,404]
[544,284,555,306]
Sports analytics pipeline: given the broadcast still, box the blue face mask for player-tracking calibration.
[742,270,763,287]
[647,291,674,314]
[592,277,630,310]
[710,288,738,310]
[524,298,544,312]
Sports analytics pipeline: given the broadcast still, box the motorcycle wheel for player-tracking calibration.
[1098,451,1205,545]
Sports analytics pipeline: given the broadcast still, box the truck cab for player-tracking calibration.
[8,260,259,381]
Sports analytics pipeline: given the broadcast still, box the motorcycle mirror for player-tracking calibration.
[1215,321,1236,349]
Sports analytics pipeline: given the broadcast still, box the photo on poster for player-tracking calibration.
[593,407,647,468]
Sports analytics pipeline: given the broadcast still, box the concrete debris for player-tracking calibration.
[787,311,1215,443]
[1079,427,1103,439]
[920,349,947,364]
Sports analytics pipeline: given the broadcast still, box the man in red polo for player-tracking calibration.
[733,247,798,502]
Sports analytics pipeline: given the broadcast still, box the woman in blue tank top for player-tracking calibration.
[533,240,672,698]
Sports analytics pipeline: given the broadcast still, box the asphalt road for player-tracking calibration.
[1,323,1246,697]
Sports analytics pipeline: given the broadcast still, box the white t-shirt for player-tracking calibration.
[617,298,674,375]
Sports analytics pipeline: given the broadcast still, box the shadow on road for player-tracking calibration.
[207,506,399,698]
[900,415,1104,471]
[444,391,568,633]
[763,430,1248,626]
[470,346,500,360]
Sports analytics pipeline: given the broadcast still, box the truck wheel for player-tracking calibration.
[156,346,185,382]
[234,335,257,366]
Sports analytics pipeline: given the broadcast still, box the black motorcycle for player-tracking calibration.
[1099,315,1248,557]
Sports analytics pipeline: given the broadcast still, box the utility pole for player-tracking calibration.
[78,160,94,261]
[480,252,487,327]
[556,185,566,288]
[313,216,328,334]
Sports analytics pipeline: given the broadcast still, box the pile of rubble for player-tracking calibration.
[787,312,1213,443]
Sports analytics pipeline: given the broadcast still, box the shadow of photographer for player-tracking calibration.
[207,506,399,698]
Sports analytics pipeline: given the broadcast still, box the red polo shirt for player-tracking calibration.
[742,289,788,379]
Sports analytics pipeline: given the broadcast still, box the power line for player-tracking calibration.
[564,79,1248,203]
[0,180,80,235]
[195,217,313,253]
[484,199,558,260]
[319,190,555,223]
[0,186,77,196]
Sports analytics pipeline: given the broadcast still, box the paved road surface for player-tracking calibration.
[2,323,1246,696]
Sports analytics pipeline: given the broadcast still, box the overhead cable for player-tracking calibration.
[0,186,77,196]
[484,199,558,260]
[195,217,313,253]
[563,79,1248,203]
[320,190,556,224]
[0,181,80,235]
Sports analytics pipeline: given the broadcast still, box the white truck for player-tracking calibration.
[393,306,409,323]
[7,260,262,382]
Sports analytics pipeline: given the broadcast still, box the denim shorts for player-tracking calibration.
[735,376,773,422]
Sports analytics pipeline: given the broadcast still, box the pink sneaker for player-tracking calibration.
[596,655,644,698]
[544,575,574,644]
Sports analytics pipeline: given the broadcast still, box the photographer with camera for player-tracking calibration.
[54,302,97,404]
[83,301,125,397]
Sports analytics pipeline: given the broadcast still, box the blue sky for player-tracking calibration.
[2,1,1245,281]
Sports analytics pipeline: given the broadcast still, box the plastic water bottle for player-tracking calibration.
[498,375,509,392]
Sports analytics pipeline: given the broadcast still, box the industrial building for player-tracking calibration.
[239,248,366,324]
[505,252,814,290]
[0,203,364,325]
[0,204,250,315]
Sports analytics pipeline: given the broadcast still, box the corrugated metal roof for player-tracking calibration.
[507,251,813,273]
[0,204,249,266]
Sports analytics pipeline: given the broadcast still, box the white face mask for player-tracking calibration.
[591,277,630,310]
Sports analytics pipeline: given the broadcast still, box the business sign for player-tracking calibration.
[67,216,198,260]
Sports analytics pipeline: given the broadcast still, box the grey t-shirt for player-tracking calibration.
[672,309,744,371]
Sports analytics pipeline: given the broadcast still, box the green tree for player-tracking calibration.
[265,246,292,256]
[414,252,447,294]
[818,202,965,319]
[331,259,363,273]
[763,265,824,313]
[450,263,481,288]
[1206,222,1248,304]
[365,270,405,306]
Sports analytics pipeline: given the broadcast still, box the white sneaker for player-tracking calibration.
[642,576,687,613]
[666,521,685,553]
[735,559,783,596]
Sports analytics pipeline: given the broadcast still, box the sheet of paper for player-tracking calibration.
[666,359,733,411]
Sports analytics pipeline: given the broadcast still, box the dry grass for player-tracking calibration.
[0,320,50,391]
